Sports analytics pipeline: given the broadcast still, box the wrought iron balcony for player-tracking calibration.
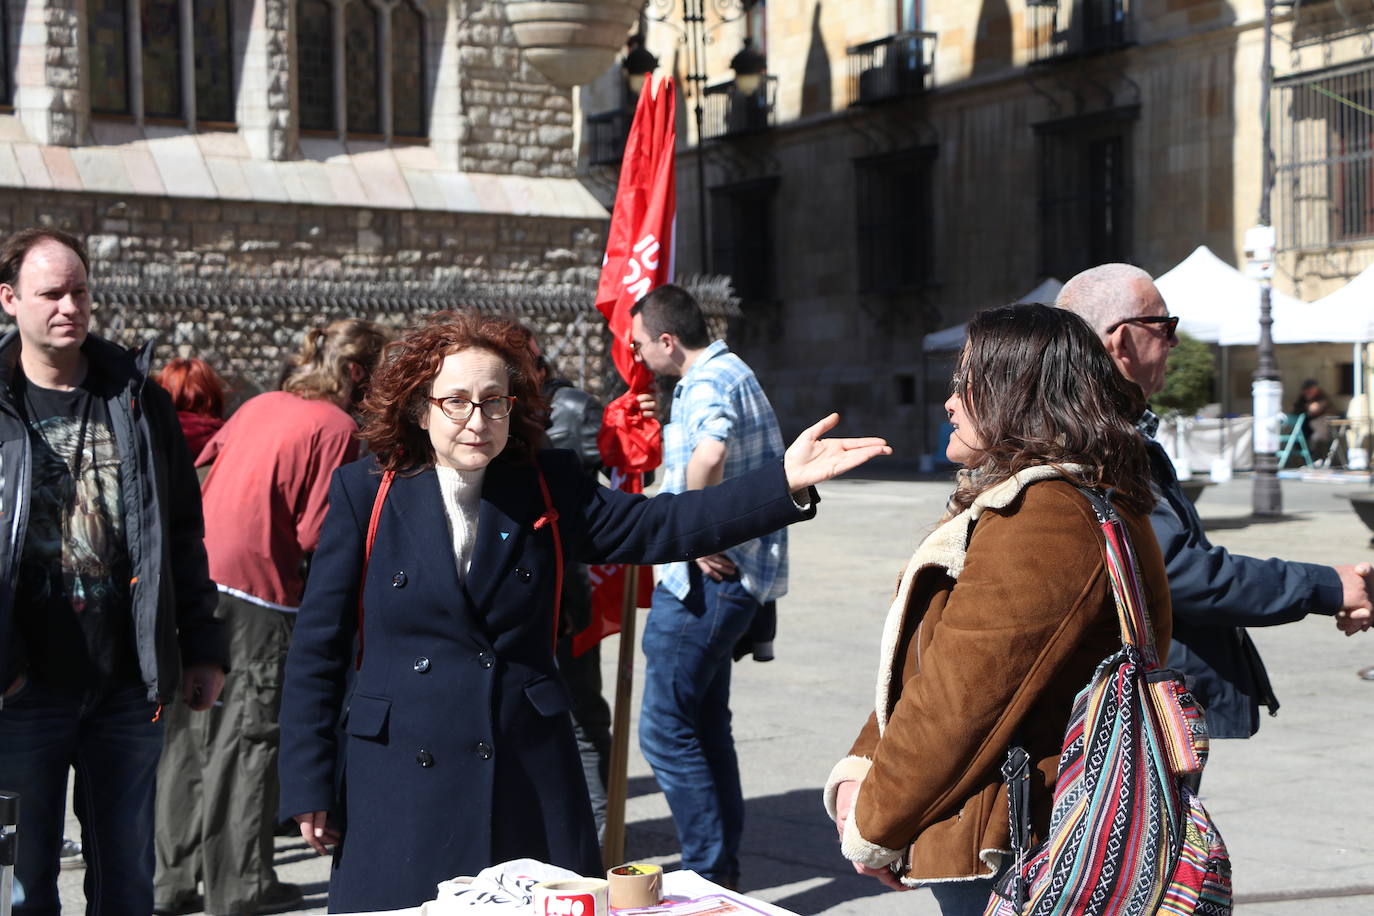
[702,76,777,140]
[1027,0,1132,65]
[586,108,630,166]
[846,30,936,107]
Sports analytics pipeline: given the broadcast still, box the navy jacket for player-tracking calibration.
[1145,439,1341,737]
[0,332,224,702]
[278,450,814,913]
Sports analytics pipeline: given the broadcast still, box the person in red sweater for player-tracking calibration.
[155,357,227,461]
[153,319,389,916]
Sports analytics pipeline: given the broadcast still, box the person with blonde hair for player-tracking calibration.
[154,319,388,916]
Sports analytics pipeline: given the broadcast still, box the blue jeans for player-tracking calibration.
[0,680,164,916]
[639,574,759,883]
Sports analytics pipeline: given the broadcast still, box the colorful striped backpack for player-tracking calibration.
[984,487,1232,916]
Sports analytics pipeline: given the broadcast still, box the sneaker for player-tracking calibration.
[58,838,83,869]
[254,881,304,915]
[1359,664,1374,681]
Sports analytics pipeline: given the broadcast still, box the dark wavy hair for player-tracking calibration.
[358,311,548,473]
[949,303,1152,514]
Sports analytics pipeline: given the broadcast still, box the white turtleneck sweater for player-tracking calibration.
[435,465,486,578]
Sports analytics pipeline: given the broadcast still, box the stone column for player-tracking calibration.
[238,0,295,160]
[14,0,86,146]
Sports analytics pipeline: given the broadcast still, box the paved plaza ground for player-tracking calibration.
[56,470,1374,914]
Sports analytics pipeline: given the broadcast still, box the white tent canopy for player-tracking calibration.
[1295,262,1374,343]
[1154,245,1306,346]
[921,278,1064,353]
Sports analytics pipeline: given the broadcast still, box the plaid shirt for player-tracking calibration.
[658,340,788,603]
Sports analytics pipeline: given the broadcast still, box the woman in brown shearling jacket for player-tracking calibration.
[824,304,1172,915]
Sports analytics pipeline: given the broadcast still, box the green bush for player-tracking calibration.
[1152,332,1216,416]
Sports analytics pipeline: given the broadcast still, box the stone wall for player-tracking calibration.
[0,186,610,395]
[456,0,576,177]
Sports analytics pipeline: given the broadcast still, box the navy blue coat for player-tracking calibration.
[1145,439,1341,737]
[278,450,814,913]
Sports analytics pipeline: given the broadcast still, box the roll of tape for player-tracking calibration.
[532,878,609,916]
[606,863,664,909]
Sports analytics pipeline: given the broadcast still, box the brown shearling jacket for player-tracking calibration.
[824,469,1170,885]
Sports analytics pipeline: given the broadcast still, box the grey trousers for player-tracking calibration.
[154,594,294,915]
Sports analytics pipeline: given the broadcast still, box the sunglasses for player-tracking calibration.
[1105,315,1180,338]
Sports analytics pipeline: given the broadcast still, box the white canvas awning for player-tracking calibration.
[1154,245,1304,346]
[921,278,1064,352]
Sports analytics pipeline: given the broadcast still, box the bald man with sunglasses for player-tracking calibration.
[1059,263,1372,743]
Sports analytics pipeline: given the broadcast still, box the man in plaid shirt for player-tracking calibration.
[629,285,786,888]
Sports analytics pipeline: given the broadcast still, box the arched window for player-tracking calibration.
[194,0,235,123]
[297,0,336,131]
[142,0,183,118]
[89,0,132,114]
[391,0,426,138]
[344,0,380,134]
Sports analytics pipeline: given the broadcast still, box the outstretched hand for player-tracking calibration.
[783,414,891,494]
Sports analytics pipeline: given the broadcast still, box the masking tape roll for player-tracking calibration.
[532,878,609,916]
[606,863,664,909]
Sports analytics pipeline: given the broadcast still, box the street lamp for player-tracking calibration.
[622,34,659,97]
[644,0,752,273]
[1253,0,1282,516]
[730,37,766,95]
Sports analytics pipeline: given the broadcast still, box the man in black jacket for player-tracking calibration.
[1059,263,1372,739]
[0,228,226,915]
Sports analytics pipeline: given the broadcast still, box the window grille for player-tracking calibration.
[1036,110,1135,279]
[855,148,936,293]
[2,0,11,107]
[710,178,779,303]
[1274,61,1374,250]
[142,0,183,119]
[90,0,132,114]
[297,0,336,131]
[392,0,426,138]
[344,0,381,134]
[194,0,235,123]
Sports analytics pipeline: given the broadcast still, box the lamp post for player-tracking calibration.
[1252,0,1283,516]
[644,0,751,273]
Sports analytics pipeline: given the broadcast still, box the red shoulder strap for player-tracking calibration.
[354,470,395,671]
[532,466,563,654]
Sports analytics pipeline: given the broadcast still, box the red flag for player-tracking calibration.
[574,76,677,657]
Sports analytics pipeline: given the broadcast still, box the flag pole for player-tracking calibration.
[601,565,639,869]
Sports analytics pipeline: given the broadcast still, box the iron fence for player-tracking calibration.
[1027,0,1132,65]
[71,266,738,402]
[845,30,936,107]
[1275,61,1374,251]
[702,76,777,140]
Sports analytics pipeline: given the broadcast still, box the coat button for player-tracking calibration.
[474,741,493,760]
[514,567,532,582]
[478,651,494,669]
[416,749,434,767]
[413,656,431,673]
[392,571,407,588]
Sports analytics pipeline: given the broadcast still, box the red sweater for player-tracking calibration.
[198,392,359,609]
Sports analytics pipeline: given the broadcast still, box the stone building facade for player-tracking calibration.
[0,0,616,395]
[576,1,1374,460]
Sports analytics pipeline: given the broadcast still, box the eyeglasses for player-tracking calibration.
[426,395,517,422]
[1105,315,1180,338]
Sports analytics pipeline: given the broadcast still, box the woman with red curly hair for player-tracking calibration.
[278,311,889,912]
[155,357,226,459]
